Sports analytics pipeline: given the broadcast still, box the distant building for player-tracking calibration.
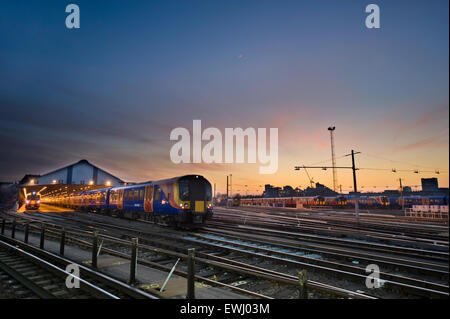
[264,184,281,198]
[304,182,337,196]
[382,190,400,196]
[20,159,124,186]
[19,174,41,185]
[281,185,295,197]
[421,178,438,192]
[402,186,412,193]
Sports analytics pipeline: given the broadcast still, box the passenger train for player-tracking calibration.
[25,193,41,210]
[240,194,449,209]
[42,175,213,227]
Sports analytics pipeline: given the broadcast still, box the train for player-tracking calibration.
[25,192,41,210]
[240,194,449,209]
[42,175,214,227]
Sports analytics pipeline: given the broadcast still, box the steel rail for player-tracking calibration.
[0,237,119,299]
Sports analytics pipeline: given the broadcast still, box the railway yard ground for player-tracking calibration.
[0,203,448,299]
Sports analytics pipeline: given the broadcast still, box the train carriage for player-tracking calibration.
[239,194,447,210]
[42,175,213,228]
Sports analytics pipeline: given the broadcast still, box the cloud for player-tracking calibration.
[395,132,449,153]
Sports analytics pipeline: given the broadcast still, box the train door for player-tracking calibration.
[144,185,154,212]
[118,189,123,209]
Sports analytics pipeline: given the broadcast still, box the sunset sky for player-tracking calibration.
[0,0,448,194]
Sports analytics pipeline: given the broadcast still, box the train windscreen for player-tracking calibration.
[179,176,212,201]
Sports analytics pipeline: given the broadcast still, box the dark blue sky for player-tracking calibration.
[0,1,448,190]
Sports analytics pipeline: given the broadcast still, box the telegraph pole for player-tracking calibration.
[399,178,404,212]
[230,174,232,200]
[226,176,229,208]
[350,150,360,221]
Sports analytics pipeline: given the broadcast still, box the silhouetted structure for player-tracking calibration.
[422,178,438,192]
[264,184,281,198]
[303,182,337,197]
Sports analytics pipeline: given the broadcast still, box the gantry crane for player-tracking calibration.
[303,165,315,188]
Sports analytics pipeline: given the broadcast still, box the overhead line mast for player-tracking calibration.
[295,150,361,221]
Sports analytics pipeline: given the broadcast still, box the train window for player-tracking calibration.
[155,188,161,201]
[134,190,138,201]
[179,180,189,201]
[206,183,212,201]
[139,189,144,201]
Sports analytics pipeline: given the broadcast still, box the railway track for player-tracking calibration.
[2,208,448,299]
[0,210,376,299]
[213,207,449,247]
[222,206,448,240]
[0,235,158,299]
[205,222,448,262]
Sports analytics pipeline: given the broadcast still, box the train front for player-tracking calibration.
[25,192,40,210]
[176,175,213,225]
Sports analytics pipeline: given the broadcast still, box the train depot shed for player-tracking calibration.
[18,159,126,207]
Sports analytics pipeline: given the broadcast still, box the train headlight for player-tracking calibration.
[37,200,40,204]
[184,203,188,208]
[26,200,30,204]
[162,200,167,204]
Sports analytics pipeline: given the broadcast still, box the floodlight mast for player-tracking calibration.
[328,126,338,192]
